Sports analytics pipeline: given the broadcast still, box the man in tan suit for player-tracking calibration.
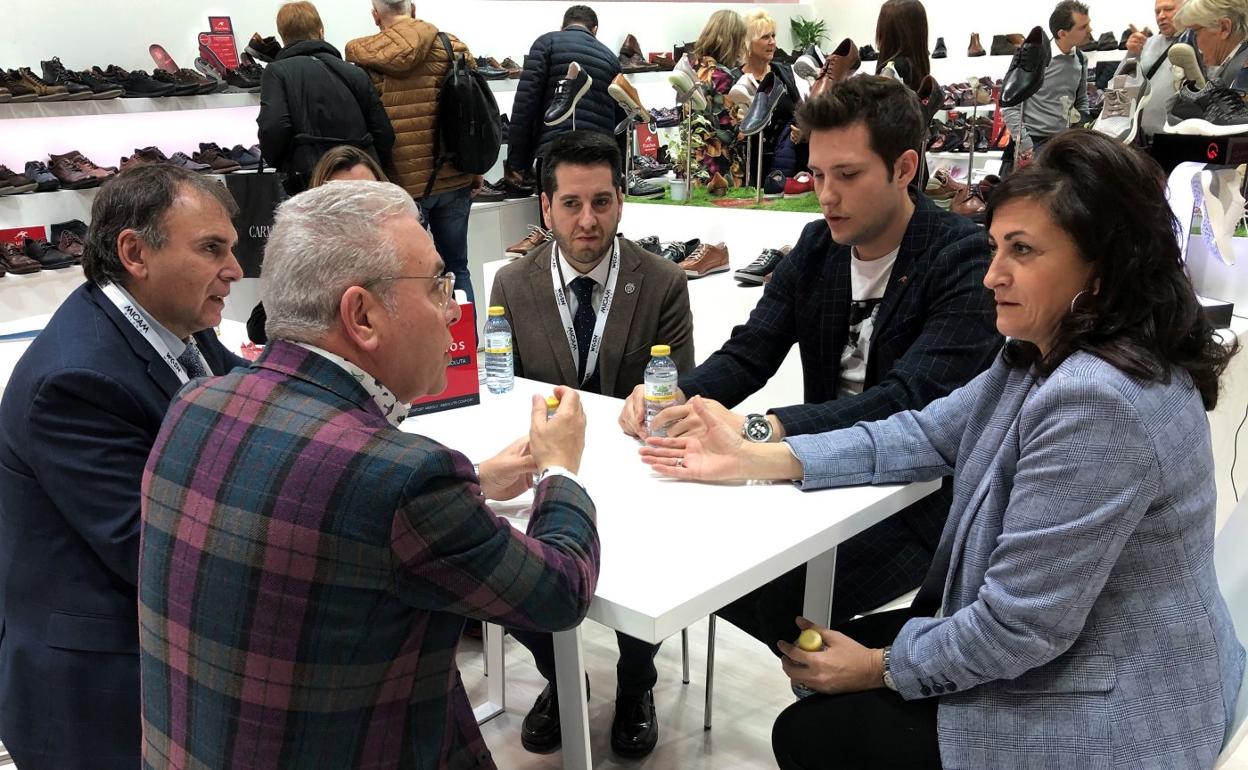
[347,0,482,302]
[489,130,692,759]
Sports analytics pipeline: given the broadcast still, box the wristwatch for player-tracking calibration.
[742,413,773,443]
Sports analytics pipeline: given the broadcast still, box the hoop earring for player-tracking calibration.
[1069,289,1088,313]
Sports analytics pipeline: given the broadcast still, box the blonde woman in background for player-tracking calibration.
[730,8,806,182]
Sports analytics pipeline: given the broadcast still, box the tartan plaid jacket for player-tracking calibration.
[139,340,600,769]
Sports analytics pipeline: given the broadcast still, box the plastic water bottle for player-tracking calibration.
[644,344,678,437]
[484,306,514,394]
[545,396,560,419]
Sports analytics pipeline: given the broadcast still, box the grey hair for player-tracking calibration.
[1177,0,1248,37]
[261,180,418,343]
[371,0,412,16]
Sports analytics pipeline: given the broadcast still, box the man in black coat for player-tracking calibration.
[505,5,623,194]
[256,4,394,195]
[620,77,1003,648]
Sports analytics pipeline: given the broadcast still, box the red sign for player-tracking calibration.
[636,123,659,159]
[410,302,481,415]
[208,16,234,33]
[199,30,240,71]
[0,226,47,247]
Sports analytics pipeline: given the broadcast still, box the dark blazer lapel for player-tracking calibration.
[869,201,931,338]
[88,283,183,400]
[598,241,643,397]
[526,246,580,386]
[822,244,853,373]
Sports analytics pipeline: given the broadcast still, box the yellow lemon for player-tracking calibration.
[796,629,823,652]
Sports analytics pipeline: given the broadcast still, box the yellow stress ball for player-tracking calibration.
[796,629,824,652]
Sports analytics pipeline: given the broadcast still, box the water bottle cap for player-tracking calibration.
[650,344,671,356]
[545,396,560,409]
[488,306,506,317]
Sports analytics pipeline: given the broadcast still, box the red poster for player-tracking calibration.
[208,16,234,34]
[636,123,659,159]
[410,302,481,415]
[0,225,47,247]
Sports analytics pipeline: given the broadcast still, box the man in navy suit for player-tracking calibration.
[619,76,1003,645]
[0,164,246,770]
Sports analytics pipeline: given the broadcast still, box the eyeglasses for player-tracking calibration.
[361,272,456,310]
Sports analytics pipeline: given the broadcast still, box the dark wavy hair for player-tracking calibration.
[986,129,1236,410]
[874,0,931,91]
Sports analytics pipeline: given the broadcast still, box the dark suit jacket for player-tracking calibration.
[0,282,244,770]
[489,237,694,399]
[506,26,624,173]
[682,195,1003,618]
[140,341,599,769]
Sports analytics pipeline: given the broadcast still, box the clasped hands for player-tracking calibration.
[475,385,586,500]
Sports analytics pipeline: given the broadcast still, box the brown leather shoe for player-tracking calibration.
[990,35,1018,56]
[609,73,650,123]
[968,32,986,57]
[500,57,523,78]
[505,225,552,258]
[0,86,10,103]
[193,146,242,173]
[0,243,43,274]
[0,70,39,102]
[13,68,71,101]
[680,242,730,279]
[925,168,964,202]
[0,166,37,195]
[648,52,675,71]
[48,156,99,189]
[811,38,860,99]
[951,185,986,220]
[620,34,659,73]
[57,229,86,260]
[50,151,116,180]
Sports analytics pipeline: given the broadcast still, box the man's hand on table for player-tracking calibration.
[530,385,586,474]
[478,437,536,501]
[619,383,686,438]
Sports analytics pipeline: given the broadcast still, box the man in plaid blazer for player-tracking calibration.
[140,181,600,770]
[620,76,1002,645]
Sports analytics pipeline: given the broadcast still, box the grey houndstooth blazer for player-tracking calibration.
[788,350,1245,768]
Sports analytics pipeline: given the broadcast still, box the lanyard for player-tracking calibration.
[551,241,620,386]
[100,282,192,385]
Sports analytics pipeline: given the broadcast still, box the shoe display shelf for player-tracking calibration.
[0,92,260,120]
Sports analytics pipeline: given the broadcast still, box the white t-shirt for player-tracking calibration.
[838,246,899,396]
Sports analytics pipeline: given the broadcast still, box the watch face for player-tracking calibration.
[745,418,771,442]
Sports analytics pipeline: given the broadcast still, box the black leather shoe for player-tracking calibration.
[635,235,662,255]
[611,689,658,759]
[735,245,790,284]
[660,238,700,264]
[521,684,562,753]
[858,44,878,61]
[544,61,592,126]
[932,36,947,58]
[740,71,781,137]
[1000,26,1050,108]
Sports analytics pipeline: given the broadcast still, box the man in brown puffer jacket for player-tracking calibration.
[347,0,484,302]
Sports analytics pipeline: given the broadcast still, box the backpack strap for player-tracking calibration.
[1145,41,1177,81]
[422,32,458,200]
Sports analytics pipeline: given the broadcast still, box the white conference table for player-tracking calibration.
[404,377,938,770]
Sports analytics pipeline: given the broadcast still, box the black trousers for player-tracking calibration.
[771,608,941,770]
[509,628,660,699]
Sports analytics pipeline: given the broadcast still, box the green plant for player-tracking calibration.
[668,113,713,181]
[790,16,828,51]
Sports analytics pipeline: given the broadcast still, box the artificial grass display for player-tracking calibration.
[626,185,822,213]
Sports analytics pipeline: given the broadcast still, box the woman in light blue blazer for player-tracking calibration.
[641,130,1244,769]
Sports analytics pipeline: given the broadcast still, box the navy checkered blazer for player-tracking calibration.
[789,351,1245,767]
